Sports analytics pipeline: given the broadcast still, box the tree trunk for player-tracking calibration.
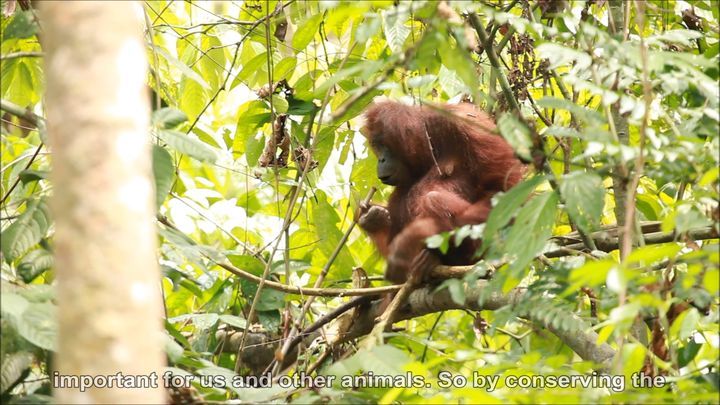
[40,2,165,403]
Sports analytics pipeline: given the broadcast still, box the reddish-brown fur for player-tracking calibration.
[359,101,524,284]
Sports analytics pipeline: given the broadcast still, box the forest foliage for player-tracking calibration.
[1,1,719,403]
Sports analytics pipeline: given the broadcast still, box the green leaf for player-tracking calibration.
[157,129,218,163]
[536,96,605,125]
[327,345,407,379]
[152,145,174,210]
[153,45,210,89]
[164,335,184,363]
[16,284,54,303]
[536,43,592,71]
[4,60,36,107]
[636,193,661,221]
[332,89,382,125]
[674,308,700,341]
[226,256,263,276]
[273,57,297,81]
[626,244,681,266]
[438,32,479,94]
[497,113,533,161]
[313,127,336,172]
[355,14,381,43]
[559,171,604,234]
[292,13,323,51]
[656,29,703,46]
[234,100,272,147]
[245,133,264,166]
[596,324,614,345]
[311,192,354,278]
[438,64,466,97]
[426,233,449,254]
[268,95,289,114]
[312,60,383,99]
[704,269,719,295]
[192,313,219,330]
[18,169,48,185]
[446,279,466,305]
[287,98,319,116]
[17,249,53,283]
[2,11,38,40]
[621,343,646,378]
[1,199,51,262]
[678,341,702,368]
[0,293,29,320]
[219,314,247,329]
[199,34,226,89]
[482,176,544,254]
[407,74,436,89]
[152,108,188,129]
[17,302,57,351]
[0,352,33,394]
[543,126,583,139]
[179,79,206,121]
[233,52,268,89]
[566,259,615,293]
[240,280,286,311]
[674,206,711,234]
[505,191,559,275]
[383,8,410,53]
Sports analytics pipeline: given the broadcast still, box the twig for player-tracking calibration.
[213,261,399,297]
[0,51,43,60]
[0,99,45,207]
[272,188,377,373]
[0,144,43,207]
[469,13,598,252]
[468,13,521,114]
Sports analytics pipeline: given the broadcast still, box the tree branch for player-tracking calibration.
[337,280,615,367]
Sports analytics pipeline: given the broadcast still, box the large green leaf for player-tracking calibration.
[273,57,297,82]
[153,45,210,89]
[382,8,410,53]
[1,352,33,394]
[151,108,188,129]
[292,13,323,51]
[17,302,57,351]
[157,129,218,163]
[311,191,354,279]
[559,171,605,234]
[1,199,51,262]
[232,52,268,89]
[2,11,38,40]
[17,248,53,283]
[199,34,226,89]
[239,279,286,312]
[482,176,544,255]
[179,79,207,121]
[152,145,174,209]
[0,293,29,319]
[504,191,559,277]
[437,31,479,95]
[497,113,533,162]
[536,97,605,126]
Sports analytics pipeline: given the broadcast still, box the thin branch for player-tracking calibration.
[0,99,43,127]
[469,13,598,252]
[0,99,45,207]
[272,188,377,372]
[0,143,43,207]
[0,51,43,60]
[468,13,521,114]
[341,280,616,368]
[546,226,717,258]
